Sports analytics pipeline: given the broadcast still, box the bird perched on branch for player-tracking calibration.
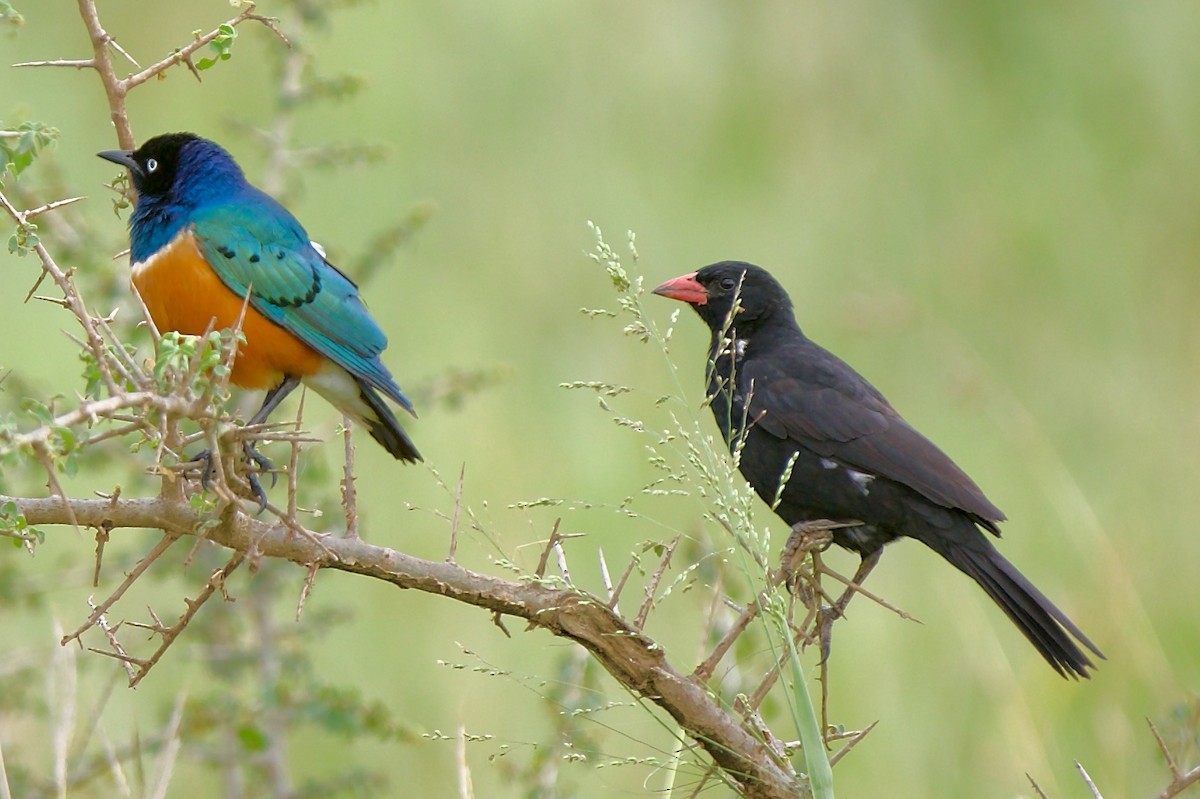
[654,261,1100,678]
[99,133,419,502]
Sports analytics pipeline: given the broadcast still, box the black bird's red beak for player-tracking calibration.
[652,272,708,305]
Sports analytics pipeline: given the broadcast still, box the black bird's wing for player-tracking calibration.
[740,338,1006,527]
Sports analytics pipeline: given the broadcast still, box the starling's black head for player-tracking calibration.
[97,132,203,198]
[99,133,249,262]
[97,132,245,202]
[653,261,794,333]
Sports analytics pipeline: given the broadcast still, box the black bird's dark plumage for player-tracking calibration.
[654,261,1101,678]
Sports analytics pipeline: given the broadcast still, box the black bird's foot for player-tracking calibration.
[190,442,278,512]
[775,521,875,666]
[817,606,837,665]
[778,519,839,596]
[815,548,883,663]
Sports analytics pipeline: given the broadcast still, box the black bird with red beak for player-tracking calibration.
[654,261,1101,678]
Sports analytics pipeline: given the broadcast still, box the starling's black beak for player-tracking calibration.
[97,149,139,176]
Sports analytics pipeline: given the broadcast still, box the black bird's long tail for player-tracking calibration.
[927,531,1102,679]
[357,381,421,463]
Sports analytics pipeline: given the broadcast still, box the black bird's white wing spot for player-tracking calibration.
[847,468,875,496]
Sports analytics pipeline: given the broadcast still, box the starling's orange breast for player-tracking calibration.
[131,229,324,389]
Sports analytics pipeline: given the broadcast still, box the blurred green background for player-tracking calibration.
[2,1,1199,796]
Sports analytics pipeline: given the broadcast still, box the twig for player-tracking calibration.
[533,518,563,580]
[695,593,766,682]
[24,196,87,219]
[125,550,245,687]
[85,597,137,682]
[1074,761,1103,799]
[286,389,306,523]
[3,390,199,460]
[685,764,721,798]
[61,531,181,646]
[827,720,877,767]
[553,538,572,586]
[91,521,111,587]
[1159,765,1200,799]
[90,314,145,389]
[127,6,288,93]
[634,534,679,629]
[1149,717,1200,799]
[0,190,121,397]
[11,59,94,69]
[607,551,639,611]
[295,562,319,621]
[694,522,837,682]
[31,444,80,533]
[56,1,288,147]
[339,414,359,539]
[447,464,465,562]
[1026,773,1050,799]
[597,547,616,611]
[815,560,918,623]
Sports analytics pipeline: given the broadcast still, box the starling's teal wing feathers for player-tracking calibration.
[190,192,414,414]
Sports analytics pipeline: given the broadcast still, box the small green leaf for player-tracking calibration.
[196,24,237,70]
[6,220,38,255]
[0,121,59,181]
[0,2,25,34]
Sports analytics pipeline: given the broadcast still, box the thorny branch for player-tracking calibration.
[5,493,806,799]
[14,1,288,150]
[1149,718,1200,799]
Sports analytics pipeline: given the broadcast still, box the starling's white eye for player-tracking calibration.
[145,158,158,173]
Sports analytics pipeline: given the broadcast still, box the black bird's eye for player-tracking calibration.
[719,277,738,291]
[145,158,158,173]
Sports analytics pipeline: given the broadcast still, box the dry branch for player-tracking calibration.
[5,494,806,798]
[18,1,287,148]
[1149,717,1200,799]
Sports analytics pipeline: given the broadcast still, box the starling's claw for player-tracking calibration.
[193,449,216,491]
[242,443,278,490]
[245,470,268,513]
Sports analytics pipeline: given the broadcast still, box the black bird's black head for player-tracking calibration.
[653,261,795,334]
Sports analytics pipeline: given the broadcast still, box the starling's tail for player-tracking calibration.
[356,380,421,462]
[301,364,420,462]
[928,526,1102,679]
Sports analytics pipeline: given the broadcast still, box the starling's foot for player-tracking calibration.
[191,442,277,512]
